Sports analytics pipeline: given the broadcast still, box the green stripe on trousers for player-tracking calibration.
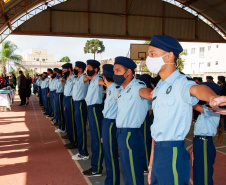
[204,140,208,185]
[109,122,116,185]
[126,132,137,185]
[93,107,102,173]
[172,147,179,185]
[80,102,85,153]
[70,98,75,142]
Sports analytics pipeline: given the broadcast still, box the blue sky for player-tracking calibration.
[6,35,145,62]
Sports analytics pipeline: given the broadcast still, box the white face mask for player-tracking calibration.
[146,53,175,74]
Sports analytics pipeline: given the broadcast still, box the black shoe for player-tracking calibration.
[64,143,77,149]
[18,104,23,106]
[51,123,59,127]
[83,167,102,177]
[61,135,69,139]
[43,113,49,115]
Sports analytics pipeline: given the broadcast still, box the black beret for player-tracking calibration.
[218,76,225,82]
[206,76,213,80]
[138,74,152,83]
[53,68,59,72]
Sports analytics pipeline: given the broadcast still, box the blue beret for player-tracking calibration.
[150,35,183,55]
[138,74,152,83]
[53,68,59,71]
[62,63,72,69]
[218,76,225,81]
[75,61,86,70]
[102,64,114,78]
[114,56,137,70]
[47,68,53,73]
[56,68,62,74]
[87,60,100,67]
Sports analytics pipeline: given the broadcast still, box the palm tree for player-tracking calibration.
[0,41,23,74]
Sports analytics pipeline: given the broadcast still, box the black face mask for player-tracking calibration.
[74,69,79,76]
[51,74,56,79]
[113,71,128,85]
[87,69,95,77]
[63,71,70,78]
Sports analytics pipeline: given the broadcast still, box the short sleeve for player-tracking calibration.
[134,81,147,95]
[181,77,199,105]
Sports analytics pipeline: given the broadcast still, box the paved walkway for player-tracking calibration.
[1,94,226,185]
[0,95,89,185]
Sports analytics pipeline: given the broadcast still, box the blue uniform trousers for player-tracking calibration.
[53,90,57,118]
[49,90,54,117]
[193,137,216,185]
[87,104,104,173]
[140,112,152,171]
[102,118,120,185]
[42,88,50,114]
[63,96,77,145]
[117,128,145,185]
[151,141,190,185]
[55,93,65,130]
[38,86,43,105]
[73,100,88,156]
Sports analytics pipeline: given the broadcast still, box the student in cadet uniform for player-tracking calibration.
[192,102,220,185]
[54,69,66,133]
[145,35,220,185]
[71,61,89,160]
[137,74,153,174]
[37,75,43,106]
[47,68,55,119]
[206,76,214,83]
[83,59,104,177]
[41,72,50,116]
[61,63,77,149]
[113,56,152,185]
[51,68,59,124]
[99,64,121,185]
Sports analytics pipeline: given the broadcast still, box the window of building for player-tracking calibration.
[207,62,211,67]
[216,45,219,48]
[208,46,211,51]
[216,61,218,65]
[184,49,187,54]
[42,59,45,61]
[199,47,205,57]
[191,48,195,54]
[36,58,39,61]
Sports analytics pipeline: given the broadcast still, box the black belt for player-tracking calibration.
[194,136,212,140]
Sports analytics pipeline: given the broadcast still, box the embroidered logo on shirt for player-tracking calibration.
[166,86,172,94]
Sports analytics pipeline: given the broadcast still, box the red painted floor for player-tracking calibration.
[0,95,88,185]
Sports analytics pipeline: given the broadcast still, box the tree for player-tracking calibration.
[84,39,105,60]
[59,56,70,63]
[176,52,187,71]
[0,41,22,74]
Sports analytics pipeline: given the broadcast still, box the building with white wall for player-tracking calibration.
[181,43,226,82]
[22,49,63,73]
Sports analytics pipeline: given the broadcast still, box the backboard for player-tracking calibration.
[130,44,149,60]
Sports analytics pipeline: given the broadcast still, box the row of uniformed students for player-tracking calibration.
[36,34,223,185]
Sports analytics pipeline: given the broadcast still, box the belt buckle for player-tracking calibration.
[201,137,207,141]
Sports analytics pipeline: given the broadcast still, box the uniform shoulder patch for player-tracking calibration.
[99,75,103,79]
[186,77,193,81]
[139,81,145,85]
[116,86,120,89]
